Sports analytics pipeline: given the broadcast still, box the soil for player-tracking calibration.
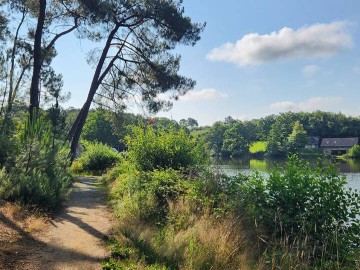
[0,177,112,270]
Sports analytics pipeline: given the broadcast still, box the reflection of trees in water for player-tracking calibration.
[215,157,360,173]
[214,157,360,190]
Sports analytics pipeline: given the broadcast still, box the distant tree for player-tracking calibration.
[266,113,297,156]
[257,114,277,140]
[82,109,119,148]
[224,116,236,125]
[222,121,251,157]
[153,117,179,130]
[179,117,198,129]
[207,121,227,156]
[287,121,308,154]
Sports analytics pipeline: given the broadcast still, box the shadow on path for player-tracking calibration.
[0,177,112,270]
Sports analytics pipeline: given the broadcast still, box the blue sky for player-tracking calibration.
[53,0,360,126]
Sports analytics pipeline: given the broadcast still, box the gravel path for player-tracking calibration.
[11,177,112,270]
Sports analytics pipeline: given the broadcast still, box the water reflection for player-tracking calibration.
[213,157,360,190]
[213,157,360,173]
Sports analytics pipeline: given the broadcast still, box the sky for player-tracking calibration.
[52,0,360,126]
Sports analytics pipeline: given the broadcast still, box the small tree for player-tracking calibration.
[287,120,308,153]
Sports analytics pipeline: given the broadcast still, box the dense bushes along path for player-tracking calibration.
[0,177,112,270]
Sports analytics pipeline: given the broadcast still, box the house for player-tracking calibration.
[305,136,320,149]
[320,137,359,156]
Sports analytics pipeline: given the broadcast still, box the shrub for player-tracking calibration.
[188,168,248,216]
[138,169,189,224]
[0,118,73,211]
[73,141,121,174]
[349,144,360,158]
[125,125,208,171]
[241,155,360,266]
[109,165,188,225]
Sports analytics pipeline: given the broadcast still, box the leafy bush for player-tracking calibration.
[0,118,73,211]
[349,144,360,158]
[241,155,360,265]
[125,125,208,171]
[188,168,248,216]
[72,141,121,174]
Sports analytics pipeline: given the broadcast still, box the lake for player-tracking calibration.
[213,157,360,190]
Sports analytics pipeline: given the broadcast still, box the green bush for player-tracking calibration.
[138,169,189,224]
[109,164,189,225]
[126,125,208,171]
[188,168,248,216]
[349,144,360,158]
[0,118,73,211]
[73,141,121,174]
[241,155,360,265]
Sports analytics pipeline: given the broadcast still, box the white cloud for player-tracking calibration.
[302,65,320,76]
[270,97,343,112]
[207,21,352,66]
[179,88,228,102]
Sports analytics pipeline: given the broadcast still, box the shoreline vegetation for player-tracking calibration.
[1,117,360,269]
[73,125,360,270]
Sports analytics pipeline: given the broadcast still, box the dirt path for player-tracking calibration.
[1,177,112,270]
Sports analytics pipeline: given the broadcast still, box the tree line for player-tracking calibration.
[206,111,360,157]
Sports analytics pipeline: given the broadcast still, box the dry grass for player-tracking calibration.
[0,202,49,269]
[0,202,48,235]
[113,199,254,270]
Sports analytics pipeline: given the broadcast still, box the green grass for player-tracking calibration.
[249,141,267,154]
[190,127,210,139]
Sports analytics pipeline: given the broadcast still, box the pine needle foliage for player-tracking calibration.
[0,117,73,211]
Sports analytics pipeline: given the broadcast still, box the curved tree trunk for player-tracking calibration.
[68,24,120,161]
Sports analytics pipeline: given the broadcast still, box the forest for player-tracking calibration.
[205,111,360,157]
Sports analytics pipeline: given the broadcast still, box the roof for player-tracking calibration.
[320,137,359,148]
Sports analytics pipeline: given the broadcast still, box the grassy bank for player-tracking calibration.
[92,125,360,269]
[2,122,358,269]
[103,162,360,269]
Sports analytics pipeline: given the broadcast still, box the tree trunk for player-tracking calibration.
[29,0,46,122]
[7,6,26,115]
[68,24,120,161]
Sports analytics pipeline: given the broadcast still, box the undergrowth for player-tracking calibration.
[71,141,121,175]
[101,125,360,269]
[0,117,73,211]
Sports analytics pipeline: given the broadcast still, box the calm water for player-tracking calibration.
[213,157,360,190]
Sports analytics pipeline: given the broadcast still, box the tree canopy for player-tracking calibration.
[67,0,205,159]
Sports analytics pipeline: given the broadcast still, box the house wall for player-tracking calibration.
[305,144,317,149]
[322,147,349,156]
